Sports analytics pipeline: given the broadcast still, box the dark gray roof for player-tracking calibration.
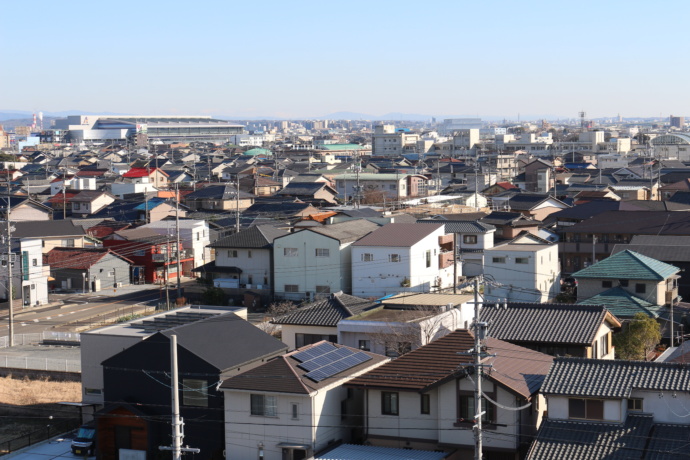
[417,219,495,233]
[161,312,287,371]
[334,208,381,218]
[527,414,654,460]
[541,357,690,398]
[480,303,618,345]
[612,243,690,262]
[277,181,336,196]
[210,224,288,249]
[272,292,377,326]
[13,220,87,238]
[548,200,621,220]
[305,219,380,243]
[562,211,690,235]
[645,423,690,460]
[507,194,568,211]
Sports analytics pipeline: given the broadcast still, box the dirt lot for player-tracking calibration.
[0,375,81,444]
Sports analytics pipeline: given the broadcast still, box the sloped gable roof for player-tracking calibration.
[577,287,662,318]
[272,293,377,327]
[352,223,443,247]
[573,250,679,281]
[210,224,288,249]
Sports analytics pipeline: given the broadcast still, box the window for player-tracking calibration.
[628,398,643,412]
[458,393,494,424]
[568,398,604,420]
[196,232,200,241]
[463,235,477,245]
[358,340,370,351]
[182,379,208,407]
[248,250,252,258]
[284,248,298,257]
[600,334,609,356]
[284,284,299,293]
[389,184,396,190]
[515,257,529,264]
[381,392,399,415]
[426,250,431,268]
[227,250,238,258]
[421,394,431,414]
[362,253,374,262]
[602,280,613,288]
[251,394,277,417]
[295,333,337,348]
[315,285,330,294]
[492,257,506,264]
[291,403,299,420]
[134,250,145,257]
[315,248,329,257]
[635,283,646,294]
[620,279,629,287]
[62,239,75,248]
[385,342,412,358]
[389,254,401,262]
[32,259,37,267]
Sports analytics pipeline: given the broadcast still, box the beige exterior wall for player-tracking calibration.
[10,204,51,221]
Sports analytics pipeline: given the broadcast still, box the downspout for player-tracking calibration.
[311,390,318,456]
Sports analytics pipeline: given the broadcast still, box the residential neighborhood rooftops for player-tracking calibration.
[304,219,380,243]
[479,303,620,345]
[380,292,474,307]
[417,219,495,233]
[577,287,663,318]
[572,249,679,281]
[541,357,690,398]
[352,223,443,247]
[45,247,133,269]
[210,224,289,249]
[272,292,377,327]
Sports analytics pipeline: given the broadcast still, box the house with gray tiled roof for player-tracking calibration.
[346,330,553,458]
[479,302,621,359]
[221,341,388,460]
[573,249,680,307]
[198,224,289,298]
[528,357,690,460]
[272,291,377,349]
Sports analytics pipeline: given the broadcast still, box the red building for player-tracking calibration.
[102,227,193,284]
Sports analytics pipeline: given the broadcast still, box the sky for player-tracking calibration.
[1,0,688,120]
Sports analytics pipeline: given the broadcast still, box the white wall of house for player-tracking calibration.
[457,230,495,276]
[72,193,115,216]
[216,247,271,288]
[273,231,351,300]
[576,278,666,305]
[351,228,453,298]
[143,220,211,270]
[10,204,51,222]
[19,238,49,306]
[110,182,158,199]
[484,244,560,303]
[280,325,337,350]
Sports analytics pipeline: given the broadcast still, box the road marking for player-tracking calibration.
[33,319,39,323]
[20,323,26,326]
[47,317,51,320]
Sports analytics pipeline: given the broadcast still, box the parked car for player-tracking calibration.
[71,422,96,456]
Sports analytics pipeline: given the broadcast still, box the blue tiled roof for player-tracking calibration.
[133,197,167,210]
[572,250,679,281]
[578,287,663,318]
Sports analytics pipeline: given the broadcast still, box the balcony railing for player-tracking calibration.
[152,249,192,263]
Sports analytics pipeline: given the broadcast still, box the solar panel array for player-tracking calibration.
[293,343,372,383]
[129,312,219,333]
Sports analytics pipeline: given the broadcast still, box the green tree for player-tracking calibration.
[613,313,661,361]
[201,286,226,306]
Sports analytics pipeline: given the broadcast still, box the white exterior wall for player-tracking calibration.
[10,204,50,222]
[367,388,439,442]
[110,182,158,198]
[351,227,452,298]
[280,325,337,350]
[216,247,271,288]
[484,245,560,303]
[576,278,664,304]
[273,231,349,300]
[20,238,49,306]
[143,220,211,269]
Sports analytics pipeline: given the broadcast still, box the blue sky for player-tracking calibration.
[1,0,687,119]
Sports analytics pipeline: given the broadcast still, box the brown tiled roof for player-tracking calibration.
[346,330,553,398]
[45,247,133,269]
[352,223,443,247]
[221,342,388,394]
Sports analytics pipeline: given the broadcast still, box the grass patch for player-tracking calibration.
[0,375,80,405]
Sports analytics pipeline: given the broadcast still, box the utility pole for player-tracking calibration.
[5,180,13,347]
[355,153,361,209]
[453,232,458,294]
[175,183,182,298]
[159,334,200,459]
[235,174,240,233]
[592,235,597,266]
[165,231,171,310]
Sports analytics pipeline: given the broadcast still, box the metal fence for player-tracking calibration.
[0,332,81,348]
[0,419,81,455]
[0,355,81,373]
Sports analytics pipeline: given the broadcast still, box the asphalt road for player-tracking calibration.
[0,286,162,336]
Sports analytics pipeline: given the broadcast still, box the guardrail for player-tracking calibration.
[0,332,81,348]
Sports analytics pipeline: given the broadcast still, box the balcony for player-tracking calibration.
[152,249,192,263]
[438,251,454,269]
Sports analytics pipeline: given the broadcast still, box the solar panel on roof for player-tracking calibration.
[297,347,353,372]
[292,342,337,362]
[128,312,219,332]
[302,349,374,383]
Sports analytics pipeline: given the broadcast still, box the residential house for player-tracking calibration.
[183,184,254,211]
[45,247,132,292]
[346,330,554,458]
[522,159,555,193]
[201,224,288,298]
[142,220,211,272]
[351,223,456,298]
[480,303,620,359]
[559,210,690,274]
[0,238,50,306]
[272,292,378,349]
[274,219,380,300]
[499,194,570,221]
[103,227,193,283]
[338,293,475,357]
[276,181,339,205]
[221,341,388,460]
[98,310,286,460]
[91,197,185,223]
[13,220,91,254]
[480,211,541,241]
[528,358,690,459]
[334,173,428,201]
[0,196,52,221]
[70,190,116,217]
[418,218,496,277]
[121,167,169,188]
[484,232,561,303]
[239,175,282,196]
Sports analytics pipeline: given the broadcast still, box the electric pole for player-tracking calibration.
[5,184,13,347]
[235,174,240,233]
[175,183,182,298]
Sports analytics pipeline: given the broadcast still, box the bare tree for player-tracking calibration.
[367,306,452,357]
[256,300,297,338]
